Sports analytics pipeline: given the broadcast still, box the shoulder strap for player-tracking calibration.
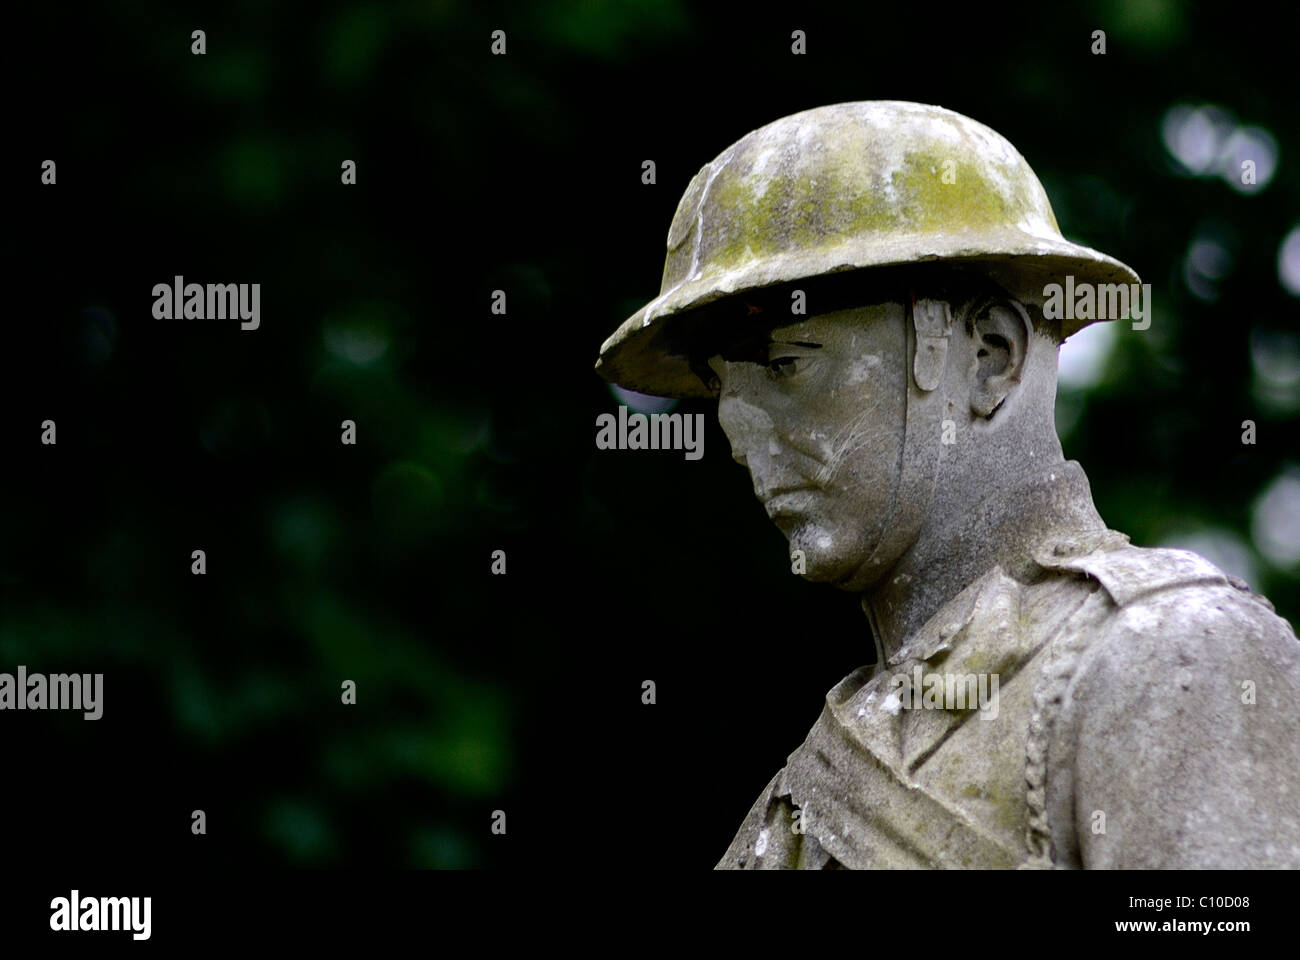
[1038,542,1228,606]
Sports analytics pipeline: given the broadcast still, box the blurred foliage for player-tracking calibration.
[5,0,1296,868]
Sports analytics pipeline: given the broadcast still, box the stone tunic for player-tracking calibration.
[717,533,1300,869]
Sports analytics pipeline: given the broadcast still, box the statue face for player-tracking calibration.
[708,303,910,589]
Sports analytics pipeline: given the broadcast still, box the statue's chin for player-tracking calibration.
[788,524,855,584]
[787,522,885,591]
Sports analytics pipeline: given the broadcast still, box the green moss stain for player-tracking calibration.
[847,151,1014,235]
[692,125,1041,283]
[707,170,792,271]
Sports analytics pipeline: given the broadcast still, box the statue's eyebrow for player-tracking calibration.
[769,339,823,348]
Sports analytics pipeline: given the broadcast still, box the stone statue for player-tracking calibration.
[595,102,1300,869]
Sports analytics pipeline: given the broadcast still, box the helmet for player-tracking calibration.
[595,100,1140,398]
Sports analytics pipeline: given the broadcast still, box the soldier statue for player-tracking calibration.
[595,101,1300,869]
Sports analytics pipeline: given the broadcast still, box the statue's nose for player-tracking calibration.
[717,392,777,475]
[716,395,747,467]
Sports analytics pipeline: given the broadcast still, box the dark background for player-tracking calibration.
[5,0,1296,870]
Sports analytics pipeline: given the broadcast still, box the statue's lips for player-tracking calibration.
[762,489,817,518]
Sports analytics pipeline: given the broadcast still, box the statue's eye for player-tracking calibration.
[764,341,819,379]
[767,355,802,378]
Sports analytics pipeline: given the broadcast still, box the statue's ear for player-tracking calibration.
[968,300,1032,419]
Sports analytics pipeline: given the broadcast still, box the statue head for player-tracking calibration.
[596,101,1138,591]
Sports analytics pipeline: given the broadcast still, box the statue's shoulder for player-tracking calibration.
[1033,538,1300,868]
[1035,534,1293,649]
[1030,534,1299,797]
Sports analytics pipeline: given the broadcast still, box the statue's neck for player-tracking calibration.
[863,460,1107,664]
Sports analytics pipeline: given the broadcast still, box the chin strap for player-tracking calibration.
[859,297,953,580]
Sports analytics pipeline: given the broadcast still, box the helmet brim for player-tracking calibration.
[596,233,1140,399]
